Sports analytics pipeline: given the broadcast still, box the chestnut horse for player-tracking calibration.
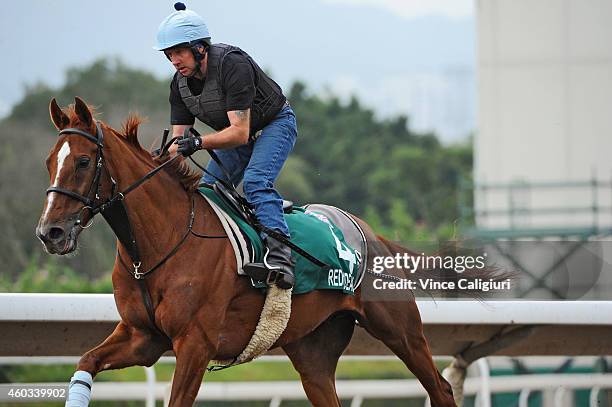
[37,97,459,406]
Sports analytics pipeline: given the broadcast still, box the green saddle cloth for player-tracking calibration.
[198,187,360,295]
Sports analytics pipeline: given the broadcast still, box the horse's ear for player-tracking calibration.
[74,96,93,128]
[49,98,69,130]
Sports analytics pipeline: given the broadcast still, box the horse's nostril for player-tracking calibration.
[49,227,65,241]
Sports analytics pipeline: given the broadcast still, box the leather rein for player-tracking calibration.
[46,122,205,278]
[47,123,227,336]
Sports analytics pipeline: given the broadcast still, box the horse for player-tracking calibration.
[37,96,479,406]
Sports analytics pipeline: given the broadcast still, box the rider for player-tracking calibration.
[155,2,296,289]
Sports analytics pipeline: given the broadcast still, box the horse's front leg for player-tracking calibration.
[167,327,214,407]
[65,321,169,407]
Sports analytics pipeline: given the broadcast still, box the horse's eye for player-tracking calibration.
[77,156,90,169]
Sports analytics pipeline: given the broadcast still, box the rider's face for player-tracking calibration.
[165,47,197,76]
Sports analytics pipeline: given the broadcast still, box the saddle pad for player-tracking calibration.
[303,204,367,290]
[197,188,260,272]
[198,187,362,295]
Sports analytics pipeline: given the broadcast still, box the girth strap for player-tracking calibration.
[116,250,167,340]
[137,279,165,339]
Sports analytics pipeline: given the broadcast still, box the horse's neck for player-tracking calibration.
[105,135,192,260]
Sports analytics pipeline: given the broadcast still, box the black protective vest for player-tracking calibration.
[177,43,286,136]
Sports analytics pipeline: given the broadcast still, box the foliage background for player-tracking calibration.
[0,57,476,406]
[0,58,472,289]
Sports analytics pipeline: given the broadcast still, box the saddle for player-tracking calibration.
[211,181,294,223]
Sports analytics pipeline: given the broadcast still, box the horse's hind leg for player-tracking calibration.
[363,301,456,407]
[282,312,355,407]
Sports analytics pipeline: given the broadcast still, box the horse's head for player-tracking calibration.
[36,97,113,254]
[37,96,202,255]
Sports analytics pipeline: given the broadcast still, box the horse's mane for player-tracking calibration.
[60,103,201,192]
[154,153,202,193]
[119,114,201,192]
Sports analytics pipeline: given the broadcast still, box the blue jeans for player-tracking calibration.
[202,106,297,237]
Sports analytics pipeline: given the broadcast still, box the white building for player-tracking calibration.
[475,0,612,231]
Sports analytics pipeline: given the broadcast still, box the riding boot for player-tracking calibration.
[243,237,295,289]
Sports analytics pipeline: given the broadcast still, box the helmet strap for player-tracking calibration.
[188,43,207,78]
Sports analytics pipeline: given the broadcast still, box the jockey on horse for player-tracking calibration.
[157,2,296,289]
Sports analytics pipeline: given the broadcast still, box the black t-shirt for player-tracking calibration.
[169,52,256,125]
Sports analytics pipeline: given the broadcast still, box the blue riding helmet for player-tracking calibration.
[154,2,211,51]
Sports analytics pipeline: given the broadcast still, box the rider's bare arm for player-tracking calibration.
[170,110,250,154]
[203,109,250,149]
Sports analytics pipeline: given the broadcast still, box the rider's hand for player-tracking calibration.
[176,135,203,157]
[168,142,179,156]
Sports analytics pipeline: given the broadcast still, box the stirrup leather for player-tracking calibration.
[212,182,255,222]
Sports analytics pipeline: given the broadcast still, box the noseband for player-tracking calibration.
[44,121,228,337]
[46,121,186,279]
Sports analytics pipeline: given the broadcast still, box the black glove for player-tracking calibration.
[176,135,203,157]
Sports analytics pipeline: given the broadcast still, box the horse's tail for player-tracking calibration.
[376,235,517,300]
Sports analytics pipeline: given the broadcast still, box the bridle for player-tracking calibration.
[46,122,114,226]
[46,122,183,225]
[45,121,226,337]
[46,121,190,278]
[45,120,328,337]
[47,123,329,273]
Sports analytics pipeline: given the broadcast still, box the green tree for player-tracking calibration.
[1,58,473,284]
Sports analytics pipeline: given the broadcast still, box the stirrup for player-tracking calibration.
[243,264,294,288]
[243,263,269,281]
[266,268,294,288]
[274,269,295,289]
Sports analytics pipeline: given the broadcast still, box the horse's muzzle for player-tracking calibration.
[36,220,79,255]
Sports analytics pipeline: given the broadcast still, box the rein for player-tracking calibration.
[48,123,183,219]
[46,123,188,275]
[47,122,226,337]
[185,127,331,269]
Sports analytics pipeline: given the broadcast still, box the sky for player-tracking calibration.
[0,0,475,141]
[323,0,473,19]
